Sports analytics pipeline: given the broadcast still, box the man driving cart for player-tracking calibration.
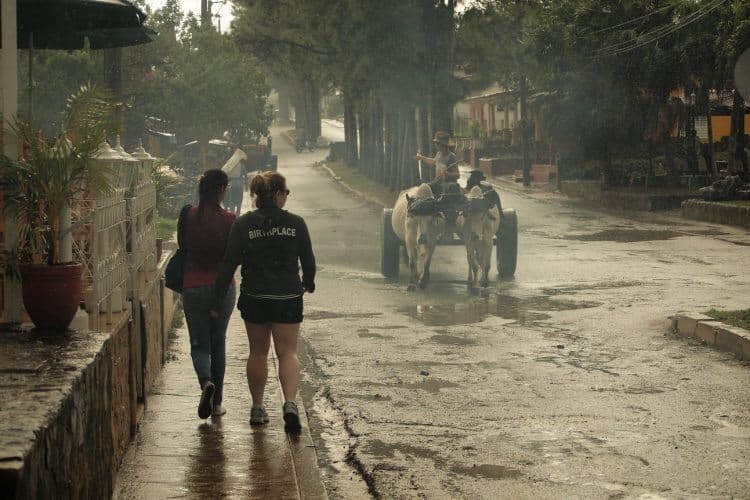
[413,131,460,196]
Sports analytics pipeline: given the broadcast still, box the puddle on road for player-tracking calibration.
[399,294,601,327]
[406,378,459,393]
[451,463,522,480]
[367,378,459,394]
[358,329,395,340]
[540,280,643,296]
[365,439,441,462]
[306,310,383,321]
[564,229,682,242]
[430,334,477,346]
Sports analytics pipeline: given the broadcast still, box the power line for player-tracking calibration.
[594,0,727,57]
[594,0,723,55]
[589,2,676,35]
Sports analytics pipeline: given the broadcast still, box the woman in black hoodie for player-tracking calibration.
[213,171,315,432]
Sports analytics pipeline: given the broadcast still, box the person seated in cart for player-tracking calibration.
[413,131,460,195]
[464,169,503,216]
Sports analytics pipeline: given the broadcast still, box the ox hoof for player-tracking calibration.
[481,279,489,288]
[407,284,416,292]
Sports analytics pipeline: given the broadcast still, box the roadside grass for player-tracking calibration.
[705,308,750,330]
[718,200,750,208]
[157,216,177,241]
[324,161,399,207]
[168,304,184,341]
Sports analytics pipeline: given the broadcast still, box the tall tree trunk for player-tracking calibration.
[278,88,291,126]
[415,106,428,182]
[391,108,404,190]
[308,81,321,140]
[343,91,358,166]
[520,75,531,186]
[703,86,718,179]
[384,106,396,188]
[358,95,370,175]
[292,85,306,132]
[729,89,747,174]
[400,109,418,190]
[374,98,385,183]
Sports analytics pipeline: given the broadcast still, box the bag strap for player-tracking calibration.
[177,204,192,249]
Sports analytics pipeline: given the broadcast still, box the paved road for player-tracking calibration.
[279,125,750,499]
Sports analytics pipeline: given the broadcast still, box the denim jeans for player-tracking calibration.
[226,178,244,214]
[182,284,235,406]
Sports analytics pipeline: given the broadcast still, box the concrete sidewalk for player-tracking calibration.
[113,302,326,499]
[113,194,327,499]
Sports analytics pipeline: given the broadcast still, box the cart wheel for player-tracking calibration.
[496,208,517,278]
[381,209,400,278]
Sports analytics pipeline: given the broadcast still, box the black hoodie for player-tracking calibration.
[213,206,315,310]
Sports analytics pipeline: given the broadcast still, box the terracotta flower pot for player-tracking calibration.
[20,263,83,331]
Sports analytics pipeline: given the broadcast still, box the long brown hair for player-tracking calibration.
[197,169,228,219]
[249,171,286,209]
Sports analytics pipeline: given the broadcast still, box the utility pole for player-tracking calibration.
[519,75,531,187]
[201,0,210,26]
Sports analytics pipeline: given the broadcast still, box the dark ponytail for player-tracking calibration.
[197,169,229,219]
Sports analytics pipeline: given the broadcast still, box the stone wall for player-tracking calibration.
[1,257,179,499]
[142,278,164,396]
[0,327,118,499]
[681,199,750,228]
[110,318,135,479]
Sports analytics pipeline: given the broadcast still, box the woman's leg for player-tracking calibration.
[182,287,212,389]
[209,285,235,406]
[245,321,272,406]
[270,323,301,401]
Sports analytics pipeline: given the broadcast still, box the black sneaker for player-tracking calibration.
[198,382,215,419]
[283,401,302,432]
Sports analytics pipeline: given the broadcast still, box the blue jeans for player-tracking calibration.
[182,284,235,406]
[226,178,244,214]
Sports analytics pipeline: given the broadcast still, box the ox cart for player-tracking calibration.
[380,181,518,284]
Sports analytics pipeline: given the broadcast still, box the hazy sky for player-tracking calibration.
[145,0,234,32]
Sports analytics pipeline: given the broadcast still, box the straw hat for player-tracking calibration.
[432,131,452,147]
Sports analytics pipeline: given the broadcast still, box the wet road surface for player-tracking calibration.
[113,124,750,499]
[287,124,750,498]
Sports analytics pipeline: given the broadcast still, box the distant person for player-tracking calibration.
[414,131,460,194]
[182,169,237,419]
[222,152,246,214]
[212,171,316,433]
[259,132,270,168]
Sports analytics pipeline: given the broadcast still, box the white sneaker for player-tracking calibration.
[212,404,226,416]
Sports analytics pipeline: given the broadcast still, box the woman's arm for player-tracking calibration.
[212,220,244,311]
[298,218,316,293]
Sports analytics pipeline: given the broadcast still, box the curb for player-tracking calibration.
[317,163,390,209]
[672,312,750,361]
[277,368,329,499]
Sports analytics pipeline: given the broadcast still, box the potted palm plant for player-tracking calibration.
[1,84,119,330]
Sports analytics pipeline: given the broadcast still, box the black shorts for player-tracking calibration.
[238,295,303,324]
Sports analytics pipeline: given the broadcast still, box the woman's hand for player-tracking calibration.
[303,282,315,293]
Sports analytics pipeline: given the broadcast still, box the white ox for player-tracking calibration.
[457,186,501,289]
[392,184,445,290]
